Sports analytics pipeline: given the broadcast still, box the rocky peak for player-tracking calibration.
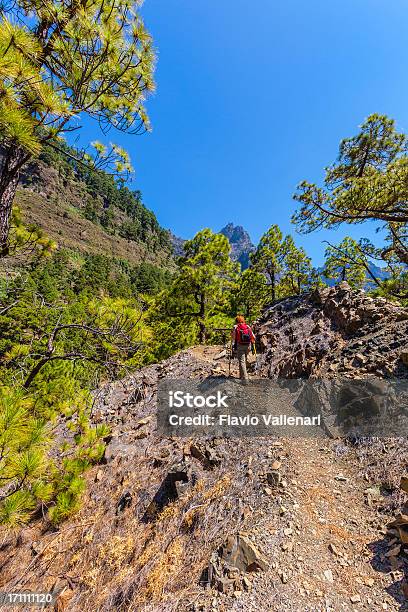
[168,230,186,257]
[220,223,255,270]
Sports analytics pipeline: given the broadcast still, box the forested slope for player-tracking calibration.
[14,142,174,268]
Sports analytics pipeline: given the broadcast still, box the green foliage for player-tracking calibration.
[250,225,287,301]
[147,291,199,361]
[149,229,239,355]
[47,418,108,525]
[233,268,268,320]
[131,262,172,294]
[308,268,327,291]
[0,387,51,527]
[0,241,170,527]
[293,114,408,268]
[0,304,116,528]
[323,237,367,289]
[0,0,155,155]
[251,226,281,281]
[279,237,313,296]
[174,229,238,341]
[251,224,313,301]
[21,249,170,301]
[370,271,408,305]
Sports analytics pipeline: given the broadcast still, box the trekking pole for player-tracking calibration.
[228,340,232,377]
[251,341,258,373]
[255,345,259,373]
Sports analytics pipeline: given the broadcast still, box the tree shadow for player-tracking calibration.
[141,468,189,523]
[367,535,408,610]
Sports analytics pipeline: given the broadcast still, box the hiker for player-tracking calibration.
[231,315,255,381]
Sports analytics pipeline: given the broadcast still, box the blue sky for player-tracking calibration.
[74,0,408,265]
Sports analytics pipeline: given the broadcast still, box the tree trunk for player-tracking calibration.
[270,268,276,302]
[297,264,301,294]
[198,293,206,343]
[0,147,27,256]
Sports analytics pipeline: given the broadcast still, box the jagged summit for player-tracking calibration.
[219,222,255,270]
[170,223,255,269]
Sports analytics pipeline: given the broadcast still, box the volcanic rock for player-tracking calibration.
[255,283,408,379]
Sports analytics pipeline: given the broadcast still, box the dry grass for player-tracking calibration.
[352,437,408,513]
[0,349,283,611]
[44,436,274,611]
[142,537,184,601]
[98,535,135,570]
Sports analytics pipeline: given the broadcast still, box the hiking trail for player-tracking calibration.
[189,345,406,611]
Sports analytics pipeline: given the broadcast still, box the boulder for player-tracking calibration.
[254,283,408,381]
[399,475,408,495]
[190,443,222,470]
[220,533,269,572]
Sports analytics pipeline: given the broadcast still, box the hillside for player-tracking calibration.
[256,281,408,379]
[1,285,408,611]
[15,188,171,268]
[14,147,174,269]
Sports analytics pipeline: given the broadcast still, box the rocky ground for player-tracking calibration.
[1,285,408,611]
[255,282,408,379]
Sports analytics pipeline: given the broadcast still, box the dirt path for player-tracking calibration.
[190,346,407,611]
[236,437,402,611]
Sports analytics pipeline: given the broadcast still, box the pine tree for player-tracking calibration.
[233,268,268,320]
[151,229,238,346]
[0,0,155,253]
[324,237,367,289]
[0,387,52,526]
[0,274,149,526]
[250,225,290,301]
[280,237,313,296]
[308,267,327,291]
[293,114,408,266]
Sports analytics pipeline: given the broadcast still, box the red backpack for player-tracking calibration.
[236,323,253,345]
